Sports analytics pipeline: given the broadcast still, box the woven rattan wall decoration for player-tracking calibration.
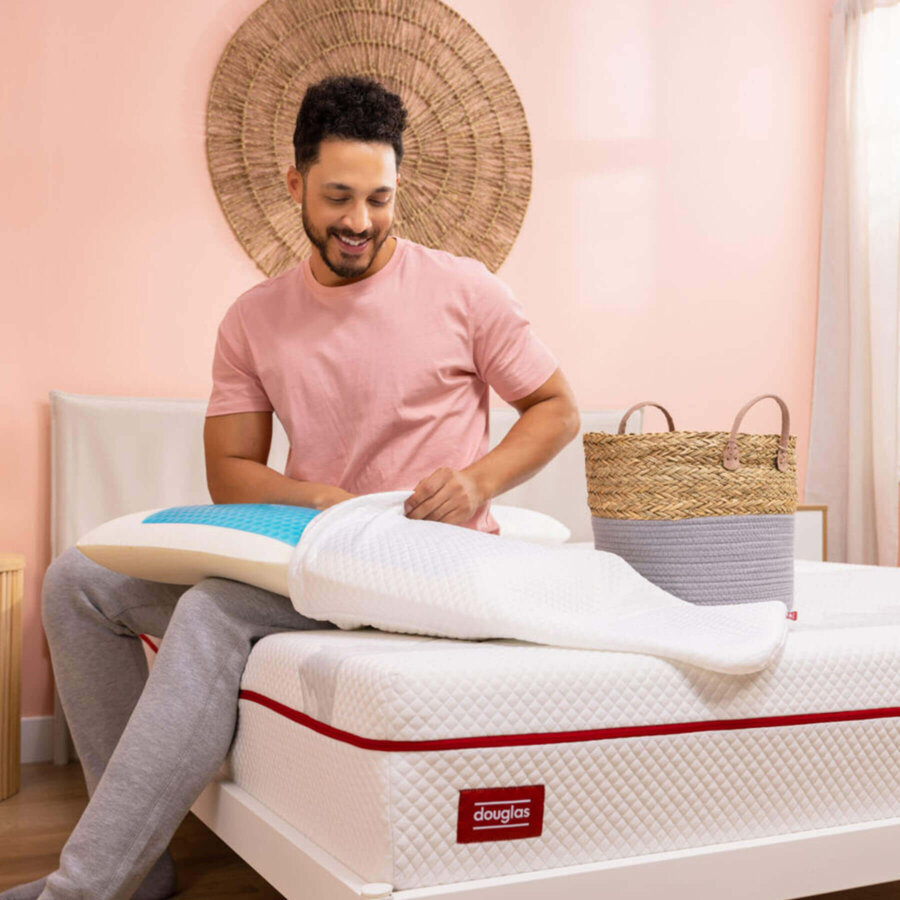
[206,0,533,278]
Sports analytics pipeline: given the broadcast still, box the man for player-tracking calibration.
[1,75,578,900]
[205,75,579,533]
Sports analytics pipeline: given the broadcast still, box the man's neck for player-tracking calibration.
[309,235,398,287]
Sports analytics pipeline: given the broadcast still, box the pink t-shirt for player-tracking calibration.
[206,235,559,534]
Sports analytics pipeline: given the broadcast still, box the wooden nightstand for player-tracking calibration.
[1,553,24,800]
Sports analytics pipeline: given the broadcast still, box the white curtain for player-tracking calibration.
[806,0,900,566]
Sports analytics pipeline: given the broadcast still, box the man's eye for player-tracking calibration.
[327,198,389,206]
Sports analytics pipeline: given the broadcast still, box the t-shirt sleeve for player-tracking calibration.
[206,302,274,417]
[469,268,559,403]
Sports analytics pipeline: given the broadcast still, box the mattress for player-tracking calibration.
[144,557,900,891]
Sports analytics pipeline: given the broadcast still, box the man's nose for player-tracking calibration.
[342,203,371,235]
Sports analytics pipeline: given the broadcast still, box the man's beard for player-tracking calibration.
[301,198,391,280]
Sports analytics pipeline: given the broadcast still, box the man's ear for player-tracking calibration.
[286,166,301,202]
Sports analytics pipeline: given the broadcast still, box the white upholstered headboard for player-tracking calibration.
[49,390,642,555]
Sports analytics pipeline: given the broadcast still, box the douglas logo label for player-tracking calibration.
[457,785,544,843]
[474,805,530,825]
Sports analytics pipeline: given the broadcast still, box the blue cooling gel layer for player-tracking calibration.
[142,504,320,546]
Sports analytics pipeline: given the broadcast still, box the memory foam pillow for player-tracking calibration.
[75,503,318,595]
[75,501,572,595]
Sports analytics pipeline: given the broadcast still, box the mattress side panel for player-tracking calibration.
[243,627,900,741]
[227,699,393,883]
[388,719,900,890]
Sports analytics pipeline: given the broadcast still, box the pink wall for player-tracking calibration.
[1,0,834,719]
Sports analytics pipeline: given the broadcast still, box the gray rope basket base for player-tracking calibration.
[590,513,795,609]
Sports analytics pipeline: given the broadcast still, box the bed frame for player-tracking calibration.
[47,390,873,900]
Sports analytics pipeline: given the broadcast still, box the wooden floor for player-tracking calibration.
[0,762,284,897]
[2,762,900,899]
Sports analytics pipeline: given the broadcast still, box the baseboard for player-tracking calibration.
[20,715,73,764]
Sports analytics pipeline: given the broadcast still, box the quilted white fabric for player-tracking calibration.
[288,491,789,674]
[228,700,900,889]
[225,558,900,889]
[239,571,900,742]
[791,557,900,628]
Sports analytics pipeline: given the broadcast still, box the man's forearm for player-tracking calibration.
[208,457,345,509]
[463,398,580,501]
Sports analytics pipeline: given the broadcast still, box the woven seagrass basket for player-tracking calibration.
[583,394,798,608]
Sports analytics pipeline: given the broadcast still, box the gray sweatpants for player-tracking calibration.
[28,545,337,900]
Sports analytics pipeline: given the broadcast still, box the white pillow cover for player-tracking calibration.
[489,503,570,544]
[75,501,571,596]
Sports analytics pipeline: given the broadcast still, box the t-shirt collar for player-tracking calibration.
[301,235,407,302]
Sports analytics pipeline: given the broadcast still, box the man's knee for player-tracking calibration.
[158,581,256,661]
[41,547,83,618]
[168,579,239,626]
[168,578,284,637]
[40,546,107,634]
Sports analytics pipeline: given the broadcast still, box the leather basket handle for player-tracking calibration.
[722,394,791,472]
[618,401,676,435]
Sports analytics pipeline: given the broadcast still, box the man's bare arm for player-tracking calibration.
[462,367,581,501]
[204,411,353,509]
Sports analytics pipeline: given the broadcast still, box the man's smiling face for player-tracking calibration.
[288,137,401,286]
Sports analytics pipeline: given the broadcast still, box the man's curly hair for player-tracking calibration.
[293,75,408,176]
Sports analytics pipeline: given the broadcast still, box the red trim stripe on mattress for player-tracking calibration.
[138,634,900,753]
[237,689,900,752]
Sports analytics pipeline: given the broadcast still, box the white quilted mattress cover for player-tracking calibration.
[212,557,900,890]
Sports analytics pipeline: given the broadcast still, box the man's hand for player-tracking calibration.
[403,468,485,525]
